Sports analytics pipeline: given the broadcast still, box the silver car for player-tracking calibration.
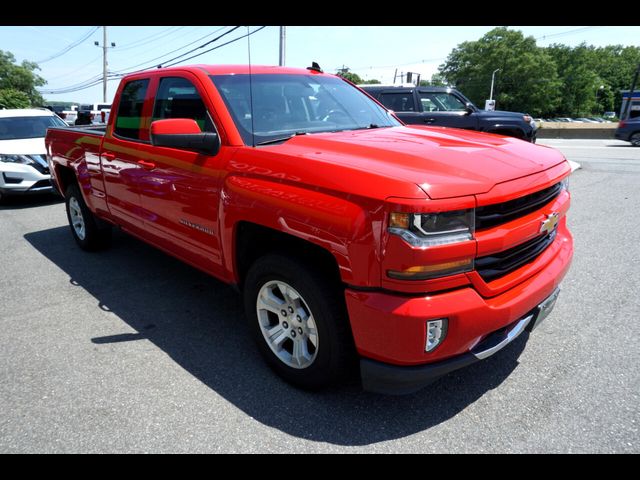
[0,108,67,201]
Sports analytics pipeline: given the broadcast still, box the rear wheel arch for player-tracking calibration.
[55,165,78,197]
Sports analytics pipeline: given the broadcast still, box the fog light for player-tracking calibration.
[426,319,448,352]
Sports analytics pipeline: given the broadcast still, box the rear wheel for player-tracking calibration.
[65,184,111,250]
[244,254,355,390]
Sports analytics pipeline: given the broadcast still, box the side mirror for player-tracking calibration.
[150,118,220,155]
[464,103,475,115]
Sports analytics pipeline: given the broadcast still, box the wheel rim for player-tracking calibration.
[69,196,86,240]
[256,280,319,369]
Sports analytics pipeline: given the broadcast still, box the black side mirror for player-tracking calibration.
[152,131,220,155]
[464,103,475,115]
[150,119,220,155]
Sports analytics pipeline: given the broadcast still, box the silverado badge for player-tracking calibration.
[540,212,560,235]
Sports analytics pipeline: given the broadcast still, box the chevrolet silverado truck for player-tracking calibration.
[45,65,573,395]
[359,84,538,142]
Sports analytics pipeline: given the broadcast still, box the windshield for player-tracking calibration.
[210,74,400,145]
[0,115,67,140]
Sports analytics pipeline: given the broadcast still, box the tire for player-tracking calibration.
[244,254,356,390]
[65,183,112,251]
[630,132,640,147]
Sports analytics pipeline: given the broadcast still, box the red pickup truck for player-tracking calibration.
[45,64,573,394]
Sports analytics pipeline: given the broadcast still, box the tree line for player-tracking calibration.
[338,27,640,118]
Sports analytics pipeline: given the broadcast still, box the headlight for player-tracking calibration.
[0,154,37,166]
[560,176,569,192]
[388,209,475,248]
[387,210,475,280]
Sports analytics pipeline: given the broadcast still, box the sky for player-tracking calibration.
[1,25,639,104]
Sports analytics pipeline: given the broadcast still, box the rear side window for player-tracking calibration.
[152,77,213,132]
[114,79,150,140]
[378,92,415,112]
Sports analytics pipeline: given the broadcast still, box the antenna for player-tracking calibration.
[247,26,255,147]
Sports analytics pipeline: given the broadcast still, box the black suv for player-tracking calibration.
[360,85,537,142]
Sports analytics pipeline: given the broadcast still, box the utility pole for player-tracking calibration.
[94,26,116,103]
[279,26,286,66]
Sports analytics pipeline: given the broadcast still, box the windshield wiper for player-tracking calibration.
[255,132,308,146]
[349,123,386,131]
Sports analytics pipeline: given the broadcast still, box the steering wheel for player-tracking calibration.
[322,109,350,124]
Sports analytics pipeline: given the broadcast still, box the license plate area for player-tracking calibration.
[526,287,560,332]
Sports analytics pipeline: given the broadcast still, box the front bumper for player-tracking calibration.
[345,222,572,394]
[361,287,559,394]
[0,166,53,196]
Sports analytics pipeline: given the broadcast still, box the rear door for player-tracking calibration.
[101,77,152,232]
[375,89,423,124]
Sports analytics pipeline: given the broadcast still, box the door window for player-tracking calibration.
[377,92,415,112]
[114,79,150,140]
[418,92,466,112]
[153,77,214,132]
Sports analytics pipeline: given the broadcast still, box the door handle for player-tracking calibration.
[424,118,436,124]
[138,160,156,169]
[102,152,116,161]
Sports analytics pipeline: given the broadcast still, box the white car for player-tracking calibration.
[0,108,67,201]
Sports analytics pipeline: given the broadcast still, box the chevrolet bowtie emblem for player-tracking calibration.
[540,212,560,235]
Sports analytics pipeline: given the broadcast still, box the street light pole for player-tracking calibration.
[490,68,500,101]
[279,26,286,66]
[595,85,604,112]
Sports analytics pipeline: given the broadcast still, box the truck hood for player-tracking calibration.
[0,137,46,155]
[279,126,566,199]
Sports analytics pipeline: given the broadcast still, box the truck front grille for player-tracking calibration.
[476,230,556,282]
[475,182,562,230]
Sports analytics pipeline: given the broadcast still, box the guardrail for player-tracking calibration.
[536,122,618,139]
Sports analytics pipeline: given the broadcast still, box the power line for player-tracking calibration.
[161,26,266,68]
[35,26,99,64]
[40,26,260,95]
[41,27,231,94]
[110,26,231,75]
[115,26,184,51]
[535,26,602,41]
[150,26,242,69]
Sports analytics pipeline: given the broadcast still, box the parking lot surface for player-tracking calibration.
[1,139,638,453]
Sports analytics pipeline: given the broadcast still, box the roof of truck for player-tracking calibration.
[126,64,332,77]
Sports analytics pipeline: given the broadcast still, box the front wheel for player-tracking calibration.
[244,254,355,390]
[65,183,111,251]
[630,132,640,147]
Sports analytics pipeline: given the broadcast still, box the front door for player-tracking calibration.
[416,90,478,131]
[136,74,229,276]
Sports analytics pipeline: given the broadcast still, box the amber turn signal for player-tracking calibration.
[387,258,473,280]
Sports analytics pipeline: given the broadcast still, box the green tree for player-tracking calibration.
[420,73,447,87]
[336,67,364,85]
[438,27,561,116]
[0,88,31,108]
[360,78,381,84]
[0,50,46,107]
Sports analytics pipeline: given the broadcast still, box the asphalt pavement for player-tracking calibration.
[0,139,638,453]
